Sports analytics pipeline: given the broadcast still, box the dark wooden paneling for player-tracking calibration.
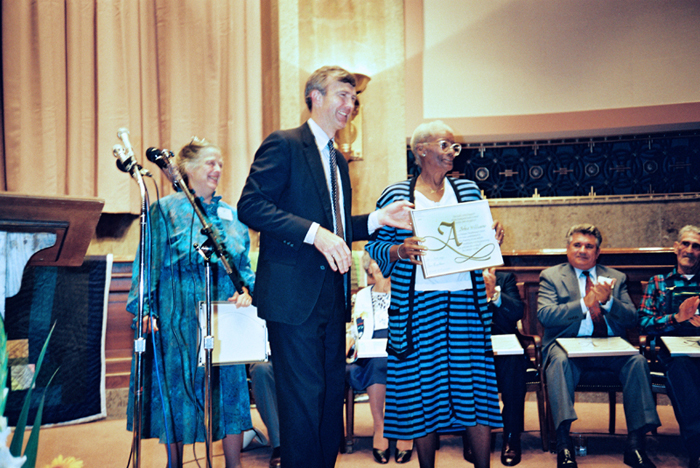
[104,249,678,389]
[106,261,134,389]
[506,248,675,349]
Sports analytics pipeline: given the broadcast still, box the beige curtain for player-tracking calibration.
[1,0,262,213]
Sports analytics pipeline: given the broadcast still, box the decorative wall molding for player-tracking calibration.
[408,129,700,199]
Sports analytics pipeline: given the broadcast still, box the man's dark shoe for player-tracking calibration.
[462,433,474,464]
[269,446,281,468]
[623,448,656,468]
[557,448,577,468]
[501,432,522,466]
[463,442,474,464]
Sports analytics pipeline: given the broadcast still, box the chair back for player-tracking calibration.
[517,281,545,340]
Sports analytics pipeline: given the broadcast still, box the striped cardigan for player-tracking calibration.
[365,176,491,358]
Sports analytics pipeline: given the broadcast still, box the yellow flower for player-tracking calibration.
[44,454,84,468]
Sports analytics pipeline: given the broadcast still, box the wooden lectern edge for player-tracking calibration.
[0,193,105,267]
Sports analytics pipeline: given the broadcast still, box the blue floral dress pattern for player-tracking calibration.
[126,192,255,444]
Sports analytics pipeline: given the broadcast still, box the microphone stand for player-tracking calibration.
[112,146,148,468]
[147,148,246,467]
[132,169,147,468]
[194,242,215,468]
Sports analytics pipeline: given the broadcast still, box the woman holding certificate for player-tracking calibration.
[365,121,504,468]
[126,137,256,468]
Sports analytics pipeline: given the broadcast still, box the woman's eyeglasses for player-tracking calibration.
[427,140,461,155]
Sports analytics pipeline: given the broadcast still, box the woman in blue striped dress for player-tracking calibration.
[366,121,504,468]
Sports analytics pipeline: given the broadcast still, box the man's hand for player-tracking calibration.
[227,286,253,308]
[377,200,414,231]
[483,267,497,298]
[314,227,352,273]
[677,295,700,326]
[492,221,504,246]
[583,278,615,308]
[592,280,614,304]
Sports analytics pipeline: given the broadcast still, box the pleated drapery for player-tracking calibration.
[1,0,262,213]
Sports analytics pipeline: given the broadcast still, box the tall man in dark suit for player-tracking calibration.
[537,224,660,468]
[463,269,528,466]
[238,65,411,468]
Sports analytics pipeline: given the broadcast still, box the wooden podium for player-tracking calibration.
[0,193,104,319]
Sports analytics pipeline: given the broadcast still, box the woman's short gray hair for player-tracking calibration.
[175,137,220,186]
[410,120,454,167]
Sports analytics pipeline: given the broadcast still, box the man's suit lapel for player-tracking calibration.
[300,123,335,231]
[561,264,581,300]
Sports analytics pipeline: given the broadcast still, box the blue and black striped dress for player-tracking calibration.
[365,177,502,438]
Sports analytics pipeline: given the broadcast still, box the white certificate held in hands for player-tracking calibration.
[410,199,503,278]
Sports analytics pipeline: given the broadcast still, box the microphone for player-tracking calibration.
[146,147,181,190]
[117,127,135,157]
[146,147,168,167]
[113,143,152,177]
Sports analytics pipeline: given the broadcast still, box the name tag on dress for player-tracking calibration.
[217,207,234,221]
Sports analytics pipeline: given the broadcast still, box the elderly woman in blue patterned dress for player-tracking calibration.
[365,120,505,468]
[126,137,255,468]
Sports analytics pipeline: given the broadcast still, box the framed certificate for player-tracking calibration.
[556,337,638,358]
[491,334,524,356]
[410,199,503,278]
[660,336,700,357]
[356,338,388,358]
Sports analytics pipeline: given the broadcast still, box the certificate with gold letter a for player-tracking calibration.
[410,199,503,278]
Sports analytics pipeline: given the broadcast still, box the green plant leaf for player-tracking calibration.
[9,322,56,457]
[22,367,59,468]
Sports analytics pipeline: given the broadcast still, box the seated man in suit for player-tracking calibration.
[538,224,660,468]
[463,268,528,466]
[639,225,700,468]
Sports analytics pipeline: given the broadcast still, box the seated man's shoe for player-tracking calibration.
[501,432,522,466]
[269,446,281,468]
[623,448,656,468]
[557,448,577,468]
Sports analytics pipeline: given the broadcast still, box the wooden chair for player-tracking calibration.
[637,280,669,435]
[342,383,362,453]
[518,280,628,451]
[515,281,551,452]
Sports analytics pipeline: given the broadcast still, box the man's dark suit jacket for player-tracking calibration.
[238,122,369,324]
[537,263,637,362]
[492,272,525,336]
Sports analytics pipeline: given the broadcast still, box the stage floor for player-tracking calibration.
[20,400,686,467]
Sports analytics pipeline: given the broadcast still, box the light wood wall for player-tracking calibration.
[269,0,408,216]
